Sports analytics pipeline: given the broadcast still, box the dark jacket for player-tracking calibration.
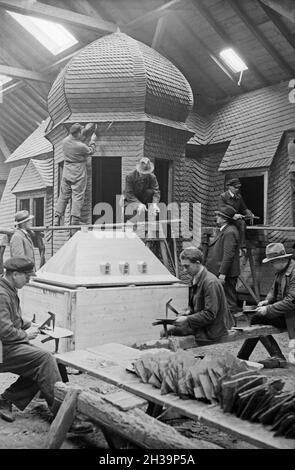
[205,223,240,278]
[0,277,30,345]
[186,268,230,342]
[265,259,295,339]
[219,190,251,216]
[10,229,35,266]
[124,170,160,205]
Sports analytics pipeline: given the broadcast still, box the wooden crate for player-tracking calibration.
[20,282,188,352]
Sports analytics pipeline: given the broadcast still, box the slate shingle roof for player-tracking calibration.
[6,118,52,163]
[188,82,295,171]
[11,158,52,193]
[47,32,193,130]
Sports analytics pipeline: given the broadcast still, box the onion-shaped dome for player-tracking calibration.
[48,32,193,129]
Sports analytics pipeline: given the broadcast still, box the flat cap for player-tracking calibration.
[69,123,83,135]
[4,257,35,275]
[226,177,241,187]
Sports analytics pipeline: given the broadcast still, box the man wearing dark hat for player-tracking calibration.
[123,157,160,220]
[10,210,35,266]
[218,178,254,250]
[54,122,98,226]
[205,206,240,326]
[251,243,295,339]
[0,257,92,432]
[0,257,60,422]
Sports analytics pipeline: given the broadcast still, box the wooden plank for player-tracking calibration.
[56,345,295,449]
[259,0,295,23]
[0,0,116,32]
[54,382,219,449]
[228,0,295,76]
[259,1,295,50]
[45,388,78,449]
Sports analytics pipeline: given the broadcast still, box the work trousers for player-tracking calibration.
[223,276,238,325]
[0,342,61,411]
[124,189,155,223]
[235,219,247,248]
[55,172,87,220]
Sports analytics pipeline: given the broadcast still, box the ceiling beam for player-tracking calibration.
[193,0,271,86]
[259,0,295,23]
[228,0,295,76]
[151,13,170,50]
[0,133,10,159]
[123,0,188,31]
[0,0,116,32]
[258,0,295,50]
[0,64,51,82]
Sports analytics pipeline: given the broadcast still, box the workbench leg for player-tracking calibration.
[58,363,69,383]
[237,338,260,360]
[146,402,163,418]
[45,389,78,449]
[259,336,286,359]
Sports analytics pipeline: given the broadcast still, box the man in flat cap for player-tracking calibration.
[123,157,160,221]
[0,257,92,432]
[10,210,35,266]
[54,122,99,227]
[251,243,295,339]
[218,178,254,250]
[205,206,240,327]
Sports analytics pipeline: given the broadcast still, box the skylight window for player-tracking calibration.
[219,48,248,73]
[0,75,12,86]
[8,11,78,55]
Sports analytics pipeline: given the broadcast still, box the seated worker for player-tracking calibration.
[0,257,92,432]
[218,177,254,250]
[162,247,232,344]
[10,211,35,267]
[251,243,295,339]
[205,206,239,327]
[123,157,160,221]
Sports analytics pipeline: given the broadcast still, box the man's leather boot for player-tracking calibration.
[0,396,14,422]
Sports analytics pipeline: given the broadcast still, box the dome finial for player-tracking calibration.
[116,25,121,33]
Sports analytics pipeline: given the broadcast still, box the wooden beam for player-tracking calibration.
[193,0,271,86]
[151,13,170,50]
[0,133,10,159]
[259,0,295,23]
[53,382,218,449]
[0,0,116,32]
[123,0,188,31]
[0,64,51,82]
[258,0,295,50]
[228,0,295,76]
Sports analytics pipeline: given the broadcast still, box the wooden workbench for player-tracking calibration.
[56,343,295,449]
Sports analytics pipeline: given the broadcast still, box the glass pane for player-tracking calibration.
[19,199,30,212]
[33,198,44,226]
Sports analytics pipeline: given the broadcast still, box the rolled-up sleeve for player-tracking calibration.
[0,294,28,343]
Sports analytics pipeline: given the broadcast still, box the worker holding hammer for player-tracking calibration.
[54,122,99,226]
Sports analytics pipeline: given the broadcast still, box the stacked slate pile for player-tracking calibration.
[217,372,295,438]
[132,350,295,438]
[132,350,249,401]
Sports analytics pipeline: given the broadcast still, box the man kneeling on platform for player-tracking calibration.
[251,243,295,339]
[161,247,232,344]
